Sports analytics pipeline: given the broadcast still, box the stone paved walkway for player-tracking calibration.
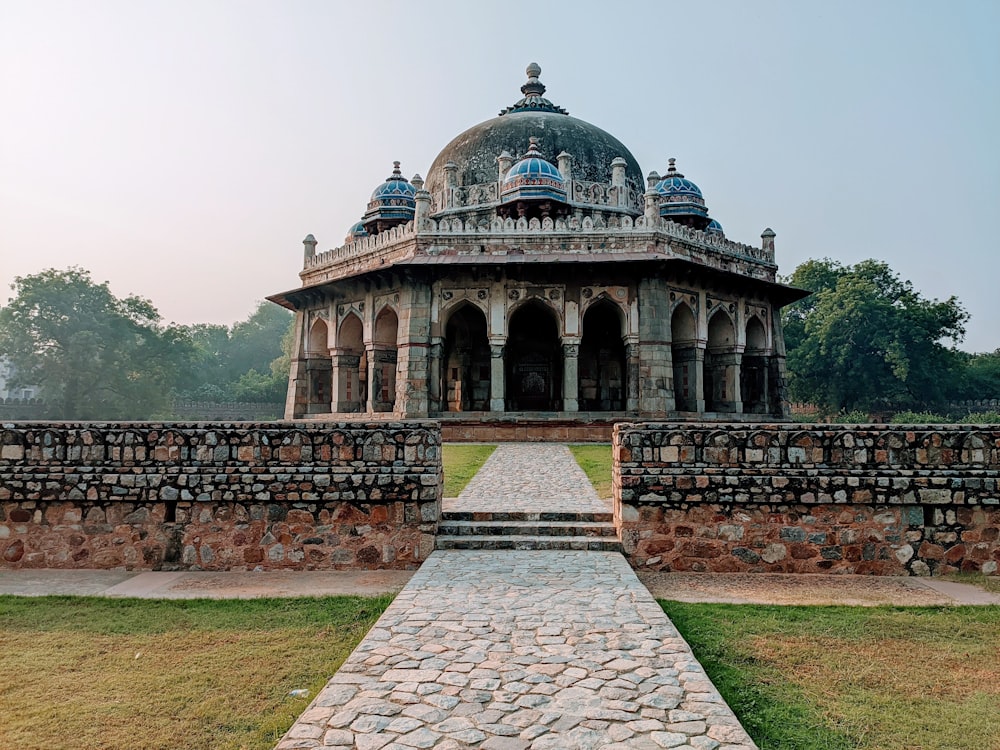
[443,443,611,515]
[276,445,757,750]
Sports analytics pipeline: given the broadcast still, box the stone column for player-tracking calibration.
[489,342,505,412]
[732,349,744,414]
[625,341,640,412]
[395,284,432,417]
[283,310,309,419]
[637,278,674,415]
[428,338,443,413]
[562,341,580,412]
[365,344,377,414]
[330,352,361,413]
[693,345,706,413]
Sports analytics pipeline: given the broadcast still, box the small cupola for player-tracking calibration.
[656,158,711,230]
[344,220,369,245]
[499,137,568,219]
[362,161,417,234]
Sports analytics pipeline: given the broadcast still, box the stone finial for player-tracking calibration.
[611,157,627,184]
[644,188,660,224]
[522,62,545,96]
[414,185,431,228]
[666,157,678,175]
[497,150,514,180]
[303,234,317,264]
[526,136,542,156]
[411,173,424,191]
[761,227,776,254]
[443,161,459,189]
[557,151,573,180]
[646,171,661,189]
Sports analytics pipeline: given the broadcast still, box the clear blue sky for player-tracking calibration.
[1,0,997,351]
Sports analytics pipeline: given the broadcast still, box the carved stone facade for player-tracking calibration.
[270,65,806,422]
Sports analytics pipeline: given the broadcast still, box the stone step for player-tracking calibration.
[435,535,623,552]
[438,520,618,538]
[441,510,613,523]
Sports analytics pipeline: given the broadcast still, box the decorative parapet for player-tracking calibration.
[300,213,776,278]
[303,221,417,271]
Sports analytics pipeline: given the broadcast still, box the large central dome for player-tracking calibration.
[426,64,643,197]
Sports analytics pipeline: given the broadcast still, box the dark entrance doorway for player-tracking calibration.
[579,300,626,410]
[506,301,562,411]
[442,304,491,411]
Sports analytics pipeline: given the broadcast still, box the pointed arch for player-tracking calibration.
[579,298,625,411]
[442,302,490,412]
[705,309,737,412]
[505,299,562,411]
[332,312,364,413]
[307,317,329,354]
[671,302,698,412]
[371,307,399,412]
[741,315,769,414]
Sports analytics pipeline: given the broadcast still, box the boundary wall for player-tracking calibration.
[0,421,441,571]
[614,423,1000,575]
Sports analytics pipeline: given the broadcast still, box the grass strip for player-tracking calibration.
[0,594,391,750]
[568,443,613,499]
[442,443,496,497]
[660,601,1000,750]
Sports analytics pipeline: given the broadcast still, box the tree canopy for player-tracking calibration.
[0,268,194,419]
[782,259,969,414]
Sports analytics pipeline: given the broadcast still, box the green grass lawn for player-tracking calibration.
[569,443,613,499]
[442,443,496,496]
[661,601,1000,750]
[0,595,391,750]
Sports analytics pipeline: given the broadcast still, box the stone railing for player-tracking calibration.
[301,212,775,276]
[613,423,1000,576]
[304,221,417,270]
[0,421,441,571]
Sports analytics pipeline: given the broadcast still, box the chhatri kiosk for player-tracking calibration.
[269,64,806,436]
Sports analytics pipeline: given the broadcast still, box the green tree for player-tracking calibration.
[0,268,194,419]
[782,259,968,414]
[174,302,293,403]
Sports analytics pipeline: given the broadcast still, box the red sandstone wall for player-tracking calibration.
[0,422,441,571]
[613,423,1000,575]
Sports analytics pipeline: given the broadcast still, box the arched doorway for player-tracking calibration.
[372,308,398,412]
[579,300,625,410]
[335,313,364,413]
[741,316,768,413]
[442,304,490,411]
[505,300,562,411]
[705,310,736,412]
[306,318,331,413]
[671,303,698,412]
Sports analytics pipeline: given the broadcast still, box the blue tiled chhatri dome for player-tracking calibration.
[501,137,568,204]
[706,218,725,236]
[656,158,710,229]
[362,162,416,230]
[345,220,369,244]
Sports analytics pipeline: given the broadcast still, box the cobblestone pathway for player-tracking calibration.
[443,443,610,515]
[277,445,757,750]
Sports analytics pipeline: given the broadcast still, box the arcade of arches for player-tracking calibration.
[293,282,784,419]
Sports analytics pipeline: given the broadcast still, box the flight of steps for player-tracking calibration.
[436,510,621,552]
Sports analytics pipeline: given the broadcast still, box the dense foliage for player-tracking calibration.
[0,268,292,419]
[781,258,996,416]
[0,268,194,418]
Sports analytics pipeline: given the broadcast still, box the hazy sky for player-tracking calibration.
[1,1,997,351]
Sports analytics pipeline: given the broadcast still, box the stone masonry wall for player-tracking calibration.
[614,423,1000,575]
[0,421,441,571]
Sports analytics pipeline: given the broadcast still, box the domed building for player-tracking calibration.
[269,64,806,431]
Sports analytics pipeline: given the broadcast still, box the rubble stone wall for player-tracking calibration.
[614,423,1000,575]
[0,421,441,571]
